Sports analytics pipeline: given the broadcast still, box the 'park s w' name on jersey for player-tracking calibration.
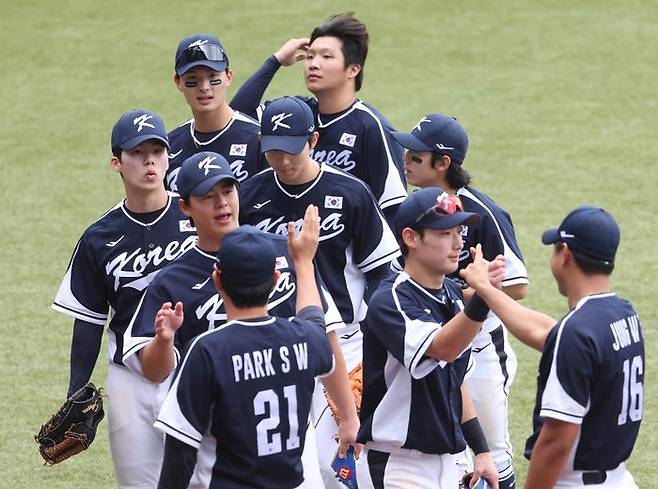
[155,307,334,489]
[358,272,471,454]
[165,112,267,192]
[525,293,644,473]
[454,186,528,336]
[239,164,401,328]
[122,232,344,373]
[53,193,197,365]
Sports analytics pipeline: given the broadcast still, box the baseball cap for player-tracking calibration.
[111,109,169,152]
[396,187,479,237]
[175,33,229,75]
[216,226,277,286]
[391,113,469,164]
[260,97,315,155]
[541,205,620,266]
[177,151,238,199]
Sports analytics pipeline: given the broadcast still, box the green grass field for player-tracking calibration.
[2,1,656,487]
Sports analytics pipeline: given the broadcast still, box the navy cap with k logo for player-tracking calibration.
[260,97,316,155]
[392,113,469,164]
[177,151,238,199]
[216,226,277,286]
[175,33,229,75]
[111,109,169,152]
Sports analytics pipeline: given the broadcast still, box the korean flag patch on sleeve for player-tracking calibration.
[324,196,343,210]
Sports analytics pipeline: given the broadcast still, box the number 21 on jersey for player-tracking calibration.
[254,385,301,456]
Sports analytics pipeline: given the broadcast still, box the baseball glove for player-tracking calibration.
[35,383,105,465]
[460,472,491,489]
[325,363,362,424]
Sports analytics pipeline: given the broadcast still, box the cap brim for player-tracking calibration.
[176,60,228,76]
[422,211,480,231]
[541,228,560,245]
[260,135,308,155]
[187,175,238,197]
[120,134,170,151]
[391,131,434,152]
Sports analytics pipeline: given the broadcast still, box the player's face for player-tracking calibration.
[304,36,359,94]
[550,243,568,296]
[264,144,315,185]
[175,67,232,114]
[403,150,440,188]
[182,182,239,243]
[415,226,464,275]
[112,140,169,193]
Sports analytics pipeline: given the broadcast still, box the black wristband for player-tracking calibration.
[461,417,489,455]
[463,293,489,322]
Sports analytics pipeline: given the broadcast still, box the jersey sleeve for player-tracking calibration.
[366,283,445,379]
[52,233,109,325]
[480,206,528,287]
[352,186,401,273]
[295,313,335,378]
[360,113,407,211]
[122,278,181,374]
[154,337,216,449]
[540,318,594,424]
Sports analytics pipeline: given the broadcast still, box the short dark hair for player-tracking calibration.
[400,227,425,257]
[310,13,369,91]
[431,153,472,188]
[220,276,274,308]
[555,242,614,275]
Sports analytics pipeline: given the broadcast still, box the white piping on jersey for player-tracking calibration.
[187,111,258,147]
[119,193,174,227]
[457,187,528,286]
[538,295,621,424]
[273,165,326,199]
[192,244,217,261]
[315,101,357,128]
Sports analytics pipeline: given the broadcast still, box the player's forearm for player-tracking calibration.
[524,436,572,488]
[68,320,103,397]
[426,314,481,362]
[229,56,280,118]
[294,262,322,312]
[157,435,197,489]
[476,284,554,351]
[140,337,176,383]
[503,282,528,300]
[320,333,358,421]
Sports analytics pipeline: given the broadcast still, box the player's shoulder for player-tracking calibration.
[319,164,375,199]
[81,201,129,239]
[230,111,261,133]
[458,186,506,215]
[353,100,396,129]
[239,167,275,195]
[168,118,193,139]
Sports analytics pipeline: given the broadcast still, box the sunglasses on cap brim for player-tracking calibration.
[413,192,464,226]
[178,44,228,66]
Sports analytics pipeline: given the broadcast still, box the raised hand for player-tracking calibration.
[459,244,491,292]
[274,38,310,66]
[487,254,506,289]
[154,302,184,342]
[287,204,320,265]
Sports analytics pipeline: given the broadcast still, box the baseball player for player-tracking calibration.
[230,13,407,224]
[357,187,500,489]
[238,96,401,487]
[391,114,528,488]
[166,33,267,191]
[155,215,334,489]
[122,151,358,488]
[461,206,643,489]
[52,109,197,488]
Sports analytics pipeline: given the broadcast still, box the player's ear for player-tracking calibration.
[179,197,192,217]
[212,268,224,292]
[308,131,320,150]
[174,74,183,91]
[401,227,419,250]
[434,155,452,172]
[110,155,121,174]
[223,68,233,86]
[346,63,361,80]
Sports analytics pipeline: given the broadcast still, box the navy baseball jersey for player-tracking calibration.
[525,293,644,471]
[239,164,401,327]
[53,194,197,365]
[155,307,334,489]
[166,112,267,191]
[123,232,344,371]
[357,272,472,454]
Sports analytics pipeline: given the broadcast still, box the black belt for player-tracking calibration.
[582,470,607,485]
